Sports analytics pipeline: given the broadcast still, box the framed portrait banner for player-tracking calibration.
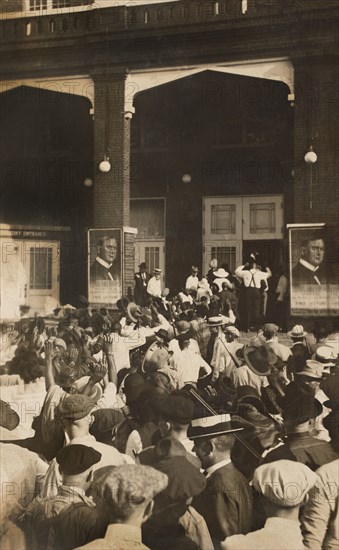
[88,228,122,306]
[288,223,339,317]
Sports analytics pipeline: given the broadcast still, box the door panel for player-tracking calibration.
[134,240,165,276]
[25,241,60,313]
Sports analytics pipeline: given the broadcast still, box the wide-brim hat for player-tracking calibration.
[207,315,230,327]
[72,376,103,403]
[127,302,143,323]
[243,344,280,376]
[187,413,244,440]
[312,346,337,367]
[279,382,323,423]
[296,360,324,380]
[288,325,308,338]
[213,268,229,278]
[224,326,240,338]
[142,342,169,373]
[233,385,267,416]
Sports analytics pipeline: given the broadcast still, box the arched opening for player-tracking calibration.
[131,70,294,304]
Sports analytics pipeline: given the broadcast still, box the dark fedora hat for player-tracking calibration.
[243,344,280,376]
[155,328,170,343]
[139,262,147,269]
[279,382,323,424]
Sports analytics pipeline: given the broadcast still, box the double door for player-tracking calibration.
[203,195,284,274]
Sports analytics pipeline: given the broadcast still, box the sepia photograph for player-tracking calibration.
[88,228,122,306]
[0,1,338,550]
[289,224,339,316]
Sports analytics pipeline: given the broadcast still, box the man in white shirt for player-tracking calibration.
[174,333,211,389]
[185,265,199,295]
[147,268,162,298]
[235,259,271,331]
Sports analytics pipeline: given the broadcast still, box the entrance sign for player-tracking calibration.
[88,228,122,306]
[289,224,339,317]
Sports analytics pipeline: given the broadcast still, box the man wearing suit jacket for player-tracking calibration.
[189,415,253,545]
[90,236,120,283]
[134,262,151,306]
[292,236,335,287]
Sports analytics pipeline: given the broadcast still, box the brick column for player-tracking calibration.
[293,58,339,230]
[92,71,136,297]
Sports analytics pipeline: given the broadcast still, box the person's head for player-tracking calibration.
[154,268,162,280]
[295,360,324,393]
[56,444,101,491]
[280,382,323,432]
[9,350,45,383]
[191,266,199,276]
[139,262,147,273]
[58,394,96,437]
[262,323,279,341]
[97,236,117,264]
[252,460,317,518]
[111,322,121,335]
[188,414,243,469]
[157,395,194,438]
[192,434,235,470]
[301,237,325,267]
[93,464,168,526]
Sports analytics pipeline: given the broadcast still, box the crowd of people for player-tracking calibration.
[0,255,338,550]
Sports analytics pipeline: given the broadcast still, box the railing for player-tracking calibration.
[0,0,338,42]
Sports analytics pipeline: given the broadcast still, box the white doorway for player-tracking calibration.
[203,195,284,274]
[24,241,60,314]
[131,197,166,277]
[134,240,165,275]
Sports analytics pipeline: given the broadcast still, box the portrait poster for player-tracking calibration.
[289,224,339,317]
[88,228,122,306]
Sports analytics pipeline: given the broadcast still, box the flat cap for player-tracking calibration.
[58,394,95,421]
[94,464,168,509]
[252,460,316,507]
[56,444,101,475]
[157,395,194,424]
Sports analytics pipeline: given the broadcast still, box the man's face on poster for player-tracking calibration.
[98,238,117,264]
[302,238,325,267]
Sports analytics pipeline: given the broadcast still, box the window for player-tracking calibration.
[29,247,52,289]
[52,0,70,7]
[145,246,160,275]
[130,199,165,239]
[28,0,47,10]
[211,246,237,273]
[250,203,276,234]
[211,204,236,235]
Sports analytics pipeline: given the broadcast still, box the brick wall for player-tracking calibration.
[293,59,339,234]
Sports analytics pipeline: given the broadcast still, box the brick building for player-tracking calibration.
[0,0,338,320]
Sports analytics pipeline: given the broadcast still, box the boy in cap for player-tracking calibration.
[222,460,316,549]
[261,323,292,362]
[74,464,168,549]
[189,414,253,544]
[42,394,133,498]
[24,445,101,549]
